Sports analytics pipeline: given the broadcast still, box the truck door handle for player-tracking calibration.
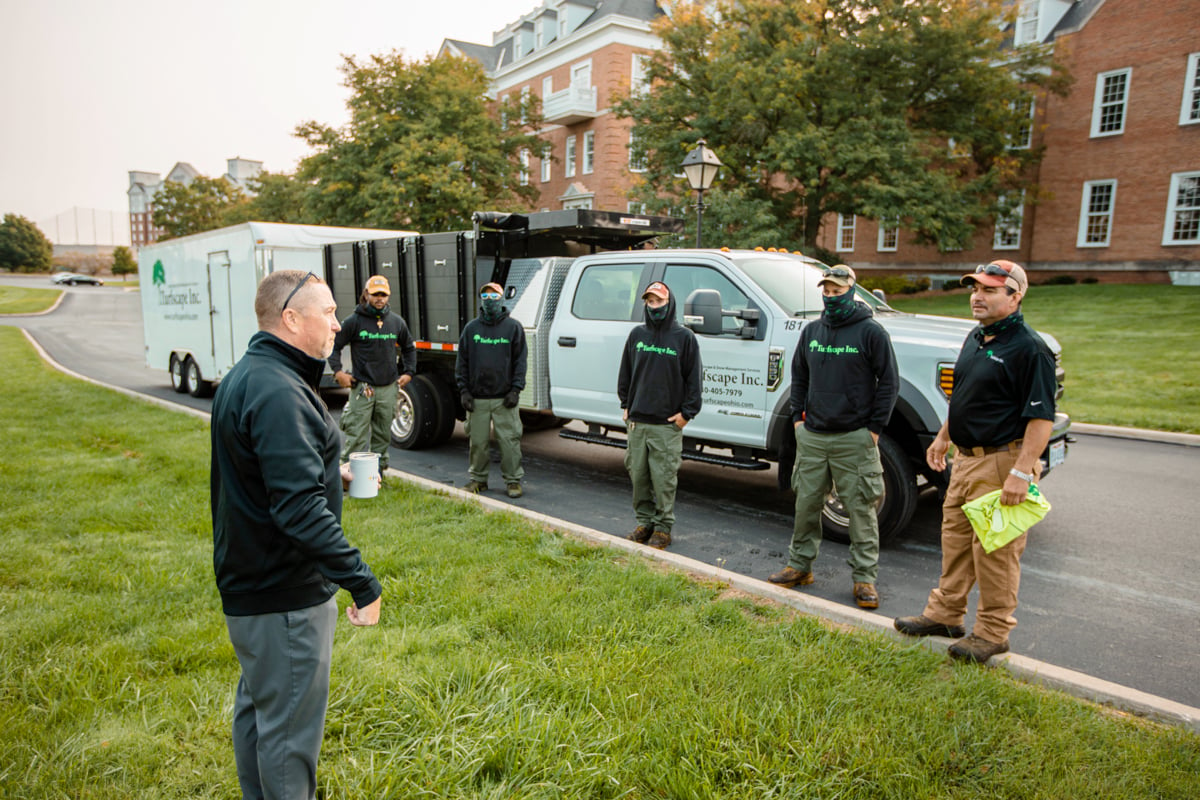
[558,337,576,347]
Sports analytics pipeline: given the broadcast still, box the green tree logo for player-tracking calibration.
[152,260,165,286]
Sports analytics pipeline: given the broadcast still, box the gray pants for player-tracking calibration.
[624,421,683,533]
[225,596,337,800]
[464,397,524,484]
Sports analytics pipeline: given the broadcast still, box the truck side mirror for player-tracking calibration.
[872,288,887,303]
[683,289,724,335]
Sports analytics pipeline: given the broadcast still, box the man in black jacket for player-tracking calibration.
[617,281,703,550]
[456,282,528,497]
[211,269,382,799]
[328,275,416,475]
[769,265,898,608]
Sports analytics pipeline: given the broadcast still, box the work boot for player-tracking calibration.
[893,615,966,639]
[647,530,672,549]
[853,582,880,609]
[948,634,1010,664]
[767,566,814,588]
[506,482,523,498]
[626,525,652,544]
[464,480,488,493]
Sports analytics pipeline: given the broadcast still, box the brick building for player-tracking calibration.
[127,157,262,249]
[448,0,1198,282]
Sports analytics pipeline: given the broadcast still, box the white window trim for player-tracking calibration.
[582,131,595,175]
[1090,68,1131,138]
[628,131,646,173]
[519,149,530,186]
[1181,52,1200,126]
[1077,180,1117,248]
[541,151,552,183]
[631,53,650,97]
[1008,98,1035,150]
[836,214,856,252]
[542,75,553,99]
[993,191,1025,251]
[1163,171,1200,246]
[876,218,899,252]
[565,135,576,178]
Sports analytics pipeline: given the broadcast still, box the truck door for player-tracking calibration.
[207,251,234,378]
[662,262,770,448]
[549,259,647,427]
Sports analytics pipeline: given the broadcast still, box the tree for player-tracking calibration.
[112,246,137,279]
[0,214,54,273]
[151,176,247,240]
[230,171,312,225]
[294,52,549,232]
[618,0,1070,253]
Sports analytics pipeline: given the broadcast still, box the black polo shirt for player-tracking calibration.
[947,316,1057,449]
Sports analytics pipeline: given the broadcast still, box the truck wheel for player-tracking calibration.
[821,433,918,546]
[520,410,566,431]
[169,354,189,394]
[185,358,212,398]
[391,376,439,449]
[420,374,457,445]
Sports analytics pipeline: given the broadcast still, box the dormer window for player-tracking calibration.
[1015,0,1039,46]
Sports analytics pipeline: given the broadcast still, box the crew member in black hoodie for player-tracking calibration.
[769,265,898,609]
[211,269,381,799]
[328,275,416,474]
[617,280,703,550]
[456,282,528,498]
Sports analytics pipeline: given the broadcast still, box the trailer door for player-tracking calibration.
[207,251,235,378]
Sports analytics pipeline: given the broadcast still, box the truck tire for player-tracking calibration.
[391,375,440,450]
[185,357,212,398]
[169,354,190,394]
[821,433,918,546]
[420,373,458,446]
[520,410,567,431]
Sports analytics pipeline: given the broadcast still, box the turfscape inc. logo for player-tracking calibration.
[152,260,203,318]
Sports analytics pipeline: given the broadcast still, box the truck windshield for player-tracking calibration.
[732,253,895,317]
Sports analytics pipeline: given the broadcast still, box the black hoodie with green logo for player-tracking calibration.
[618,291,703,424]
[455,306,527,399]
[328,302,416,386]
[790,301,898,435]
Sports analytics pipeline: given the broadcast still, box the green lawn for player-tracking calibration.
[0,284,62,314]
[890,284,1200,434]
[1,324,1197,798]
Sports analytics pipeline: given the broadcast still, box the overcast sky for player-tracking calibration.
[0,0,535,244]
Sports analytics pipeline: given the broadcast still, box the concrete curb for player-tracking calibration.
[1071,422,1200,448]
[16,327,1200,733]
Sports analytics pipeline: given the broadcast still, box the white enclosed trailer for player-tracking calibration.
[138,222,412,397]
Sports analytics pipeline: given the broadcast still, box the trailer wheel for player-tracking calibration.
[391,375,439,449]
[170,354,190,394]
[185,358,212,398]
[820,433,918,546]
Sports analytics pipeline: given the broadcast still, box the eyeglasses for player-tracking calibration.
[822,266,853,279]
[480,292,501,300]
[282,271,317,311]
[974,263,1012,278]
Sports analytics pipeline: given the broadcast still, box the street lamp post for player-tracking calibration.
[680,139,723,248]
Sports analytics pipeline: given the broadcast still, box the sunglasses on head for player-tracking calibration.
[480,292,501,300]
[822,266,853,279]
[282,271,317,311]
[974,263,1012,278]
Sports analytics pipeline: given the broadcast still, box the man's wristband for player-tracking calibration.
[1009,468,1034,483]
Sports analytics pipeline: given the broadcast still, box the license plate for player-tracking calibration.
[1048,438,1066,468]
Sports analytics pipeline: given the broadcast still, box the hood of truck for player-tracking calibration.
[873,311,1063,357]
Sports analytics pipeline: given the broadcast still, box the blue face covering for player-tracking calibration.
[822,291,856,323]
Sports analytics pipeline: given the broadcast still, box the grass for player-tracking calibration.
[0,284,62,314]
[889,284,1200,434]
[1,324,1198,798]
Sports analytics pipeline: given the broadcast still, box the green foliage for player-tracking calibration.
[618,0,1070,253]
[111,246,136,279]
[294,52,549,232]
[859,274,932,295]
[235,170,313,225]
[0,213,54,272]
[3,325,1200,798]
[151,176,248,240]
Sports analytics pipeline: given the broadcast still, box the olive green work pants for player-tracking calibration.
[340,381,399,470]
[464,398,524,485]
[624,421,683,534]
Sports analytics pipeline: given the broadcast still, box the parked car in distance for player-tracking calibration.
[51,272,104,286]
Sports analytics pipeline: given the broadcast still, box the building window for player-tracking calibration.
[1015,0,1039,46]
[993,191,1025,250]
[519,149,529,186]
[628,130,647,172]
[627,201,647,215]
[520,86,530,124]
[1008,98,1035,149]
[836,214,856,252]
[631,53,650,96]
[565,135,576,178]
[541,151,552,183]
[542,75,553,99]
[1078,180,1117,247]
[1163,172,1200,245]
[1091,68,1131,137]
[877,217,899,252]
[1181,53,1200,126]
[536,18,545,49]
[582,131,595,174]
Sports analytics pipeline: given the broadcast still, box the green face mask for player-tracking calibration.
[480,298,502,322]
[822,291,856,322]
[646,303,670,323]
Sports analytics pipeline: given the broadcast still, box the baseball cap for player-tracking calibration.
[642,281,670,301]
[479,282,503,297]
[962,260,1028,294]
[365,275,390,295]
[817,264,856,288]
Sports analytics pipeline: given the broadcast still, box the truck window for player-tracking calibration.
[572,263,643,321]
[663,264,751,334]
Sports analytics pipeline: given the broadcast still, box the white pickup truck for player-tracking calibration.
[326,210,1070,542]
